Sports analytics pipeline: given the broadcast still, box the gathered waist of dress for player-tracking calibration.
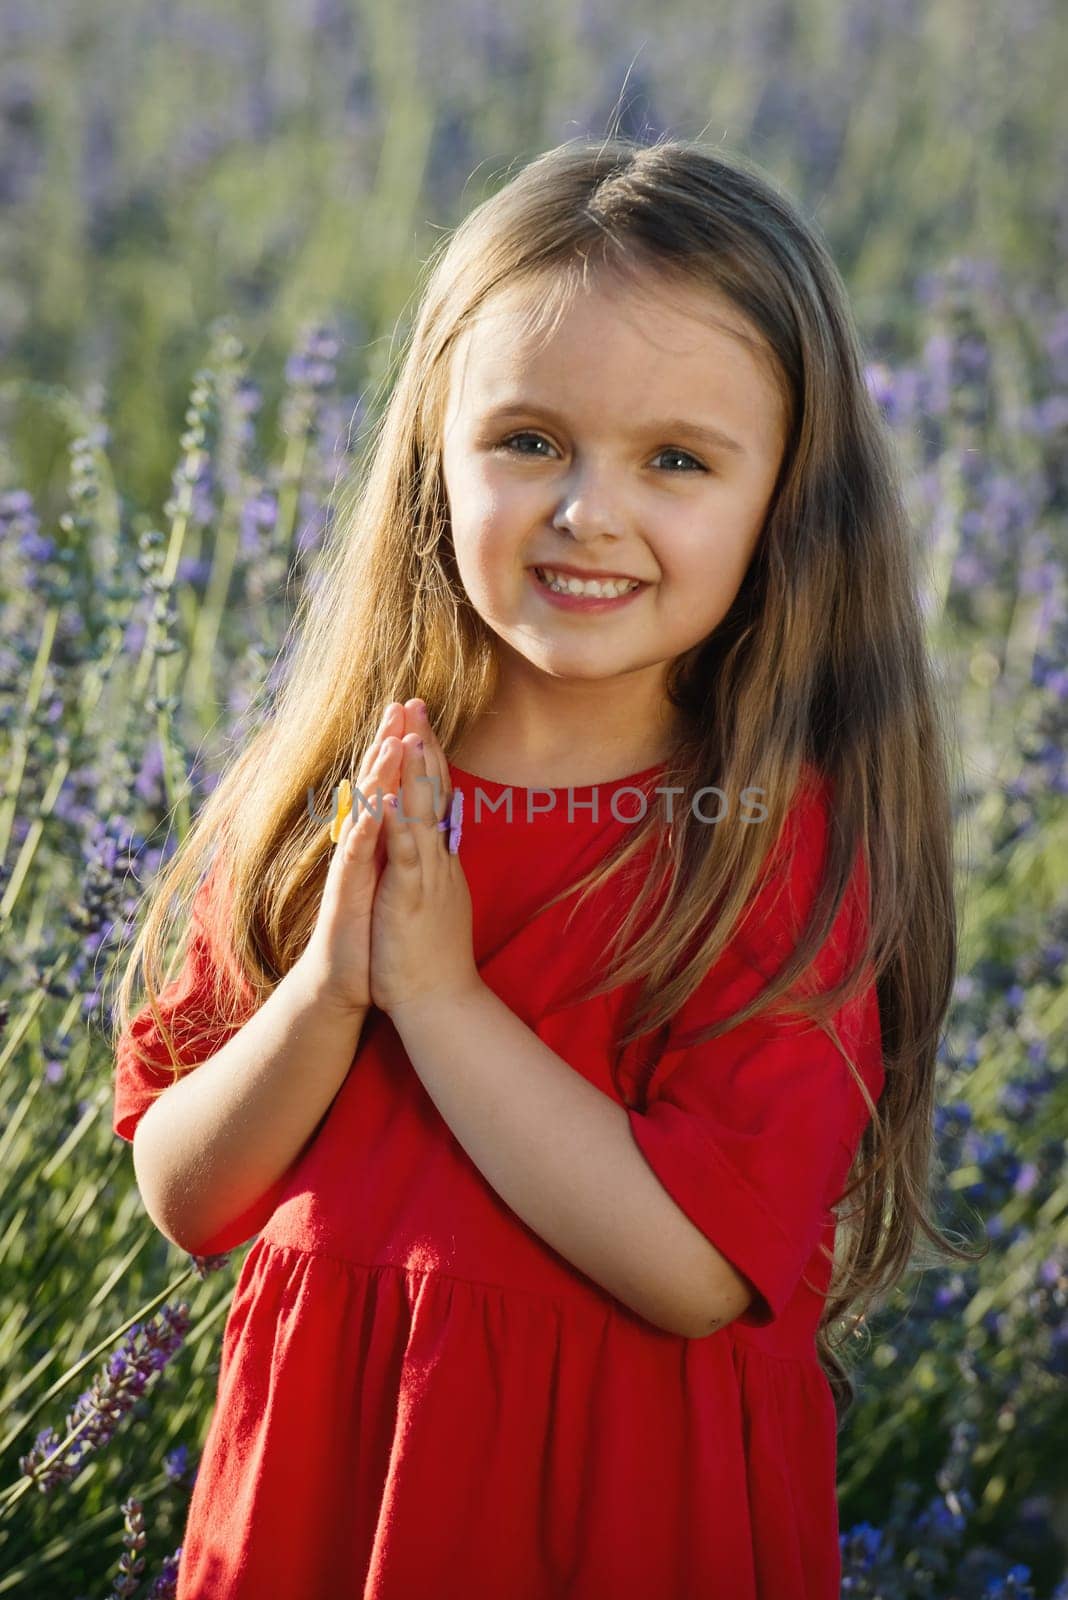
[258,1197,825,1359]
[256,1231,626,1323]
[260,1196,628,1320]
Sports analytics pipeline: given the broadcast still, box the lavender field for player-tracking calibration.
[0,1,1066,1595]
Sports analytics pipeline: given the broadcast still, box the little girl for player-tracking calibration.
[112,135,965,1599]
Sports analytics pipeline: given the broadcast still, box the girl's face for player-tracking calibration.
[440,268,787,733]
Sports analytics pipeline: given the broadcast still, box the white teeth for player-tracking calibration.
[535,567,640,599]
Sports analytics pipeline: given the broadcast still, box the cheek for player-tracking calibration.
[451,526,514,608]
[451,484,533,573]
[447,455,519,518]
[674,505,763,589]
[659,529,758,633]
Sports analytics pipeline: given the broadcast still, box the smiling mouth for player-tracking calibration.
[527,566,650,611]
[531,566,645,595]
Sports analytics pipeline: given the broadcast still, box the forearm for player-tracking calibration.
[389,980,719,1338]
[133,958,368,1256]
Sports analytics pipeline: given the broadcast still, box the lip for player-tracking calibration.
[528,566,648,613]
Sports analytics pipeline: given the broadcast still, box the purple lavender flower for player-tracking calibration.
[18,1304,191,1492]
[146,1548,183,1600]
[239,488,279,554]
[134,739,167,807]
[0,487,36,522]
[176,555,212,588]
[840,1518,885,1568]
[189,1251,232,1279]
[107,1497,146,1599]
[162,1442,198,1489]
[865,360,897,420]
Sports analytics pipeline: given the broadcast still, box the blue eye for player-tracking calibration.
[500,432,554,456]
[498,433,707,472]
[652,447,705,473]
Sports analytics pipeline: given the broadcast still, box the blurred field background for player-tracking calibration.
[0,0,1066,1595]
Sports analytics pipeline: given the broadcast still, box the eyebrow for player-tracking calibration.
[480,402,749,458]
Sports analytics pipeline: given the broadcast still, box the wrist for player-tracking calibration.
[290,955,370,1028]
[387,976,487,1033]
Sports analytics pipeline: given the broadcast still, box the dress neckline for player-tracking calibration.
[445,757,667,798]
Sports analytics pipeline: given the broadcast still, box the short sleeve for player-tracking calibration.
[112,871,250,1144]
[625,773,885,1329]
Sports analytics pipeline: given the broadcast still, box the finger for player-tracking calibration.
[427,738,449,824]
[412,701,449,820]
[322,712,394,848]
[404,700,449,823]
[397,732,440,831]
[383,787,421,868]
[343,784,386,863]
[322,704,404,847]
[353,735,403,823]
[333,741,392,860]
[357,702,403,787]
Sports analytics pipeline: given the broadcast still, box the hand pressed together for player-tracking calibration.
[298,700,407,1017]
[298,699,480,1022]
[369,703,480,1018]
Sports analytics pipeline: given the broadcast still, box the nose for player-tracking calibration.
[553,461,628,541]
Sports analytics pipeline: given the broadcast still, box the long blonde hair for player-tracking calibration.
[113,134,984,1422]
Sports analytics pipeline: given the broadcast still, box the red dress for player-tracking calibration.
[113,758,884,1599]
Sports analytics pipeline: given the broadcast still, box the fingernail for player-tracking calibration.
[415,737,424,751]
[413,700,427,718]
[388,796,399,809]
